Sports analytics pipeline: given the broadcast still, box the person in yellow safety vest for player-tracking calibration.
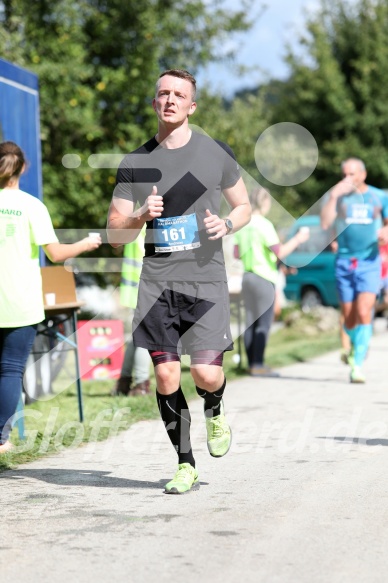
[111,227,151,396]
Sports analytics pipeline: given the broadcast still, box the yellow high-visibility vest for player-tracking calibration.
[120,228,145,309]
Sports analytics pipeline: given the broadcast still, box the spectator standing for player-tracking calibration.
[379,240,388,306]
[0,141,101,452]
[234,187,309,377]
[111,228,151,396]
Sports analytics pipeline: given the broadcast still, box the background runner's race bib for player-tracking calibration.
[345,203,374,224]
[154,213,200,252]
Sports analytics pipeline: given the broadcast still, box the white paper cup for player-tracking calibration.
[45,292,56,306]
[88,232,100,239]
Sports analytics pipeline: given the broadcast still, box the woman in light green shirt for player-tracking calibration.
[234,187,309,377]
[0,141,101,453]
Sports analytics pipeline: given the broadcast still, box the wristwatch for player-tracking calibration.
[224,218,233,235]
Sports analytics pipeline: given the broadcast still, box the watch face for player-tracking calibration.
[225,219,233,232]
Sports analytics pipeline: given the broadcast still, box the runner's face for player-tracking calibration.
[342,161,367,190]
[153,76,196,125]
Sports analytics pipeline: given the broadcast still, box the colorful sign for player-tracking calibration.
[77,320,124,380]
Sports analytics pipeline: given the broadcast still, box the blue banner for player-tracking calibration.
[0,58,42,201]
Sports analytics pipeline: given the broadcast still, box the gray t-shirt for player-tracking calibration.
[114,131,241,282]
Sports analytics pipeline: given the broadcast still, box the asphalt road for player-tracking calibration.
[2,319,388,583]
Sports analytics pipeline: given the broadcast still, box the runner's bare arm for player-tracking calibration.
[107,186,163,248]
[204,177,251,240]
[321,179,354,230]
[378,217,388,244]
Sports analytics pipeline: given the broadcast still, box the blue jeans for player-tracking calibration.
[0,325,37,444]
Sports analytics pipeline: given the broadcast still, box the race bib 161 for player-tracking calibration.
[154,213,200,252]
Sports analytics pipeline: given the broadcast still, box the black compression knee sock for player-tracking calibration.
[196,377,226,418]
[156,388,195,467]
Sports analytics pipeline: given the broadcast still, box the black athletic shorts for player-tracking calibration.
[132,279,234,355]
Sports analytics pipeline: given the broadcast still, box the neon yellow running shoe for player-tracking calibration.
[164,463,199,495]
[341,344,355,366]
[205,401,232,458]
[347,345,355,368]
[350,365,365,384]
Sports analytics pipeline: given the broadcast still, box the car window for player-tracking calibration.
[295,225,333,254]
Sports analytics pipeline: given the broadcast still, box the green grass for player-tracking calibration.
[265,327,341,368]
[0,313,340,472]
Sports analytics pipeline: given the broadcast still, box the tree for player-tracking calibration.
[267,0,388,215]
[0,0,255,229]
[194,89,269,178]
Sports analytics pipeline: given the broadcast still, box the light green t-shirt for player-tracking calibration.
[234,214,280,284]
[0,188,58,327]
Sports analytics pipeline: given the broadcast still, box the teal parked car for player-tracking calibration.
[283,215,338,309]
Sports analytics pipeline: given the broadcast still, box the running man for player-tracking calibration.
[321,157,388,383]
[107,69,251,493]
